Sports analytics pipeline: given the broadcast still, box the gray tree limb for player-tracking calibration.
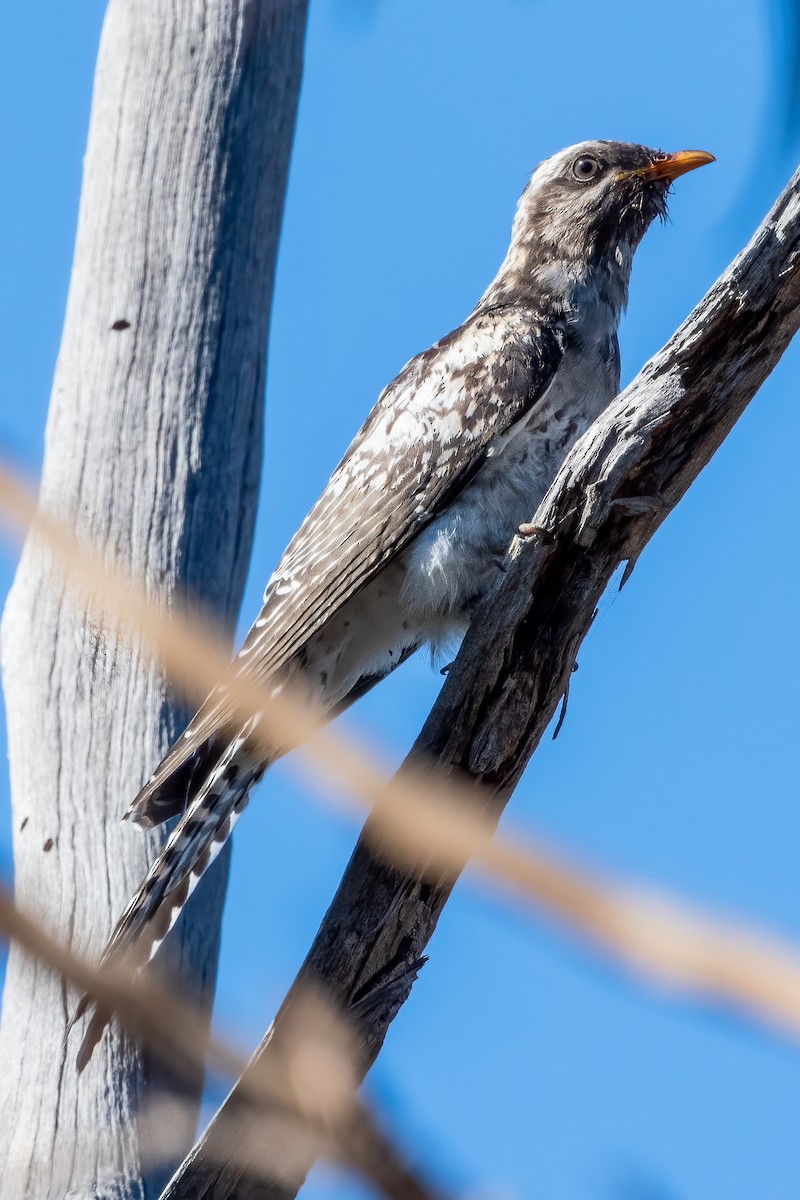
[0,3,308,1198]
[160,167,800,1200]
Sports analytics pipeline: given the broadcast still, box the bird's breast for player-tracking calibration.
[400,339,618,630]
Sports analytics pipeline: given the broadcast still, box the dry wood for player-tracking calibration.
[0,3,308,1197]
[160,167,800,1199]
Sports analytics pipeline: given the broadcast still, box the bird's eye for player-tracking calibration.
[572,156,601,182]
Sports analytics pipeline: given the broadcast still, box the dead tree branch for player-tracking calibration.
[161,166,800,1199]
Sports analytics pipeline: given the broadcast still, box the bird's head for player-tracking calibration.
[491,140,714,313]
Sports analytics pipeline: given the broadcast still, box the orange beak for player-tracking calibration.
[638,149,716,182]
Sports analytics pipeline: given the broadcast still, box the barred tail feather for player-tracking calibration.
[123,736,221,828]
[72,717,266,1070]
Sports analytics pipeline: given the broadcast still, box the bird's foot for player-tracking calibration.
[518,521,555,543]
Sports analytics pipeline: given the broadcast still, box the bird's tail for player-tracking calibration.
[71,715,266,1071]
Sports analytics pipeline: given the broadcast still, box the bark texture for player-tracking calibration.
[0,3,308,1198]
[160,169,800,1198]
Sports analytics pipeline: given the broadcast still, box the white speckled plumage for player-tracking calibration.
[73,139,703,1066]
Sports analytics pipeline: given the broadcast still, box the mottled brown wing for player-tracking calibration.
[131,308,563,807]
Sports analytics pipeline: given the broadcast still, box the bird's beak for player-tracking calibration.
[638,149,716,183]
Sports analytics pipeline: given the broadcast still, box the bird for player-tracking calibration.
[71,140,714,1067]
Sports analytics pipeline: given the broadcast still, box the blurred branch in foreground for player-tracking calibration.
[3,423,800,1195]
[159,162,800,1198]
[0,887,448,1200]
[5,434,800,1047]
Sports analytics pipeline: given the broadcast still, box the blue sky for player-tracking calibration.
[2,2,800,1198]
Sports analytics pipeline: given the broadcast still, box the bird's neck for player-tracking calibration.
[477,218,634,334]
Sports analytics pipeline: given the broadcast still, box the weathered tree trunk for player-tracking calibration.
[159,168,800,1199]
[0,3,307,1198]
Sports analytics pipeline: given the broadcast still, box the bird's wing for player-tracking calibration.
[132,307,564,804]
